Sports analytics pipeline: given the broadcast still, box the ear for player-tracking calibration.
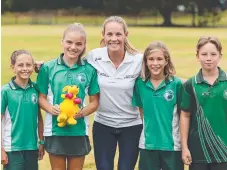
[125,31,128,37]
[11,65,16,73]
[62,86,70,92]
[102,30,105,38]
[196,53,200,62]
[61,39,64,46]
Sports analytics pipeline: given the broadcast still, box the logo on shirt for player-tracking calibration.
[224,90,227,100]
[31,93,38,104]
[77,73,86,83]
[95,57,102,61]
[163,89,174,101]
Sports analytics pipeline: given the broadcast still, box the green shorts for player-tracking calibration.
[45,136,91,156]
[3,150,38,170]
[139,149,184,170]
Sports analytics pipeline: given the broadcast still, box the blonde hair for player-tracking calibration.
[62,23,87,64]
[196,36,222,55]
[100,16,139,55]
[141,41,176,80]
[10,49,34,66]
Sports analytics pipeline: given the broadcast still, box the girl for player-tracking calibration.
[180,36,227,170]
[1,50,44,170]
[37,23,100,170]
[86,16,143,170]
[132,42,184,170]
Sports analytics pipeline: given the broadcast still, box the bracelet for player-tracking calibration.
[38,140,45,145]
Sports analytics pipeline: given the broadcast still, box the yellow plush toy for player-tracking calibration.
[57,85,82,127]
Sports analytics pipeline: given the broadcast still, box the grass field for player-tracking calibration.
[1,25,227,170]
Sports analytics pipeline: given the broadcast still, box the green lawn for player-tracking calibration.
[1,25,227,170]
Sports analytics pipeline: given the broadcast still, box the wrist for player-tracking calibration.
[38,140,45,145]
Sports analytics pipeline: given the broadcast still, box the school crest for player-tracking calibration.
[76,73,86,83]
[31,93,38,104]
[223,90,227,100]
[164,89,174,101]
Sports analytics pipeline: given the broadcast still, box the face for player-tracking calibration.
[197,42,221,72]
[103,22,128,53]
[62,31,86,60]
[146,50,168,78]
[12,54,34,80]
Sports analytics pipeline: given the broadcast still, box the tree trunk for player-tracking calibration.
[159,7,173,26]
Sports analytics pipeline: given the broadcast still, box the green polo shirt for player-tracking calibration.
[181,68,227,163]
[37,54,99,136]
[1,78,39,152]
[132,76,182,151]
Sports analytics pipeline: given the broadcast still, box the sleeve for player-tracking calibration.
[176,79,183,114]
[36,64,49,95]
[85,51,95,66]
[88,68,100,96]
[132,79,143,107]
[1,88,8,114]
[180,79,193,112]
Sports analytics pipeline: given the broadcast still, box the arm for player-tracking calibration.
[38,93,60,115]
[1,115,8,165]
[180,110,192,165]
[37,107,45,160]
[139,108,143,120]
[75,94,99,119]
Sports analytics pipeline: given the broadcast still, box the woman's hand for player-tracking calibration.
[1,149,8,165]
[52,104,60,115]
[38,144,45,160]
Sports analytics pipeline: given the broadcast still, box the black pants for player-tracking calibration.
[92,121,143,170]
[189,162,227,170]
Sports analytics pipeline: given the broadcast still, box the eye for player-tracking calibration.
[201,53,207,56]
[76,42,83,46]
[106,32,112,36]
[157,57,164,60]
[66,40,72,44]
[116,32,122,36]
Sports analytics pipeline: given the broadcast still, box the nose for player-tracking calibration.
[110,35,117,41]
[206,54,212,61]
[71,43,77,49]
[153,59,158,65]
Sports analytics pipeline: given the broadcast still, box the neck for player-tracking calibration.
[150,74,165,81]
[63,55,78,67]
[108,50,125,65]
[202,68,219,77]
[14,77,29,89]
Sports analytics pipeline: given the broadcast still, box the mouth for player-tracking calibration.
[108,42,120,46]
[68,50,78,55]
[21,72,30,76]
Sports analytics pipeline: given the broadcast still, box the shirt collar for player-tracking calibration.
[145,76,174,90]
[195,67,227,84]
[9,77,33,90]
[57,53,85,68]
[102,47,134,63]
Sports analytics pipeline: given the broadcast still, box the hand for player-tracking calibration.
[34,61,44,73]
[38,144,45,160]
[73,110,84,119]
[1,149,8,165]
[52,104,60,115]
[182,147,192,165]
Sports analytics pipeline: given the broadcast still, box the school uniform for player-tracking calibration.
[1,78,39,170]
[86,47,143,170]
[36,54,99,156]
[132,76,184,170]
[181,68,227,170]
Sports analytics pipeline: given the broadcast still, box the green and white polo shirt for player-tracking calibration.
[1,78,39,152]
[37,54,99,136]
[181,68,227,163]
[132,76,182,151]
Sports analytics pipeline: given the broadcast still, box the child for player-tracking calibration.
[37,23,100,170]
[132,41,184,170]
[1,50,44,170]
[180,36,227,170]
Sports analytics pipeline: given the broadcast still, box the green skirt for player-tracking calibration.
[44,136,91,156]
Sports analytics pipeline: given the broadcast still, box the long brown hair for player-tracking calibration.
[100,16,139,55]
[141,41,176,80]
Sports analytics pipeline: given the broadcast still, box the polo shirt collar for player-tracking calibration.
[102,47,133,63]
[9,77,33,90]
[195,67,227,84]
[145,76,174,90]
[57,53,85,68]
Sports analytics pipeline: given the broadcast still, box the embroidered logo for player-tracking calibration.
[77,73,86,83]
[164,89,174,101]
[31,93,38,104]
[223,90,227,100]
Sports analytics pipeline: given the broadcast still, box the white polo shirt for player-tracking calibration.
[86,47,142,127]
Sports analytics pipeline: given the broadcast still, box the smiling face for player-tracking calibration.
[197,42,221,72]
[146,49,168,79]
[102,22,128,53]
[12,54,34,81]
[62,31,86,61]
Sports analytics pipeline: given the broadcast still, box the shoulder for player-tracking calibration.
[42,58,58,69]
[172,76,183,85]
[1,83,11,92]
[135,77,144,86]
[83,61,96,72]
[128,52,143,64]
[86,47,107,60]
